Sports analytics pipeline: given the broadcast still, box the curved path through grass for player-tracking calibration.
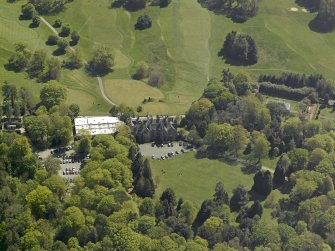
[39,16,118,107]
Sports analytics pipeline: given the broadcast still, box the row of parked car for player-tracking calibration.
[152,149,185,160]
[50,145,73,156]
[60,154,81,164]
[151,142,178,147]
[62,167,78,175]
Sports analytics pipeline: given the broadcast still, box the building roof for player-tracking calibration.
[74,116,122,135]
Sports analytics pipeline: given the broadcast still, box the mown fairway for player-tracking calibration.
[2,0,335,114]
[151,152,254,207]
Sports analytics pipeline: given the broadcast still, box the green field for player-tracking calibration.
[151,151,254,207]
[2,0,335,114]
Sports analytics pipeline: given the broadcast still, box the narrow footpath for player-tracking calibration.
[39,16,117,107]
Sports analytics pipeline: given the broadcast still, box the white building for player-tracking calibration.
[74,116,123,136]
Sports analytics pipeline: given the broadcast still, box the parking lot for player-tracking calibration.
[139,142,191,160]
[36,147,82,179]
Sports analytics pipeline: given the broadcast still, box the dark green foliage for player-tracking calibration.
[21,3,36,19]
[53,19,62,28]
[213,181,229,206]
[70,31,80,45]
[59,24,71,37]
[158,0,171,8]
[232,0,258,23]
[47,35,59,46]
[124,0,147,10]
[259,72,334,101]
[259,82,314,100]
[135,15,152,30]
[220,31,258,65]
[273,154,290,186]
[134,158,155,198]
[247,200,263,218]
[311,0,335,32]
[68,104,80,119]
[230,185,249,212]
[160,188,176,206]
[192,199,215,231]
[28,0,66,14]
[56,38,68,54]
[63,49,83,69]
[87,46,114,76]
[252,170,273,196]
[109,104,135,122]
[30,16,40,28]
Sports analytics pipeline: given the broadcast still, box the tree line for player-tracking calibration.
[258,72,335,102]
[198,0,258,22]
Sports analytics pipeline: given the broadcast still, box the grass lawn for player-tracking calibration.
[263,95,302,112]
[103,79,164,111]
[262,157,280,170]
[3,0,335,115]
[151,151,254,207]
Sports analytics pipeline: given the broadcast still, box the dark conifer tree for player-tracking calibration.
[213,182,229,206]
[230,185,249,212]
[247,200,263,218]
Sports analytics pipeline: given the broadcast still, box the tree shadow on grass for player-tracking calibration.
[277,181,293,195]
[217,49,254,66]
[110,0,124,8]
[241,162,261,175]
[309,17,335,33]
[29,23,39,29]
[295,0,318,13]
[69,41,78,47]
[85,65,114,77]
[52,48,66,56]
[4,63,22,73]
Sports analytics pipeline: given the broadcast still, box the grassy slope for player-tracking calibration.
[209,0,335,80]
[42,0,212,115]
[3,0,335,115]
[151,151,254,207]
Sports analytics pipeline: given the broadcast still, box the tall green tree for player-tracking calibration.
[40,81,67,109]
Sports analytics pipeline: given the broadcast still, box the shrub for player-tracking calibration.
[53,19,62,28]
[59,24,71,37]
[31,16,41,28]
[135,15,152,30]
[47,35,59,45]
[21,3,36,19]
[148,70,165,87]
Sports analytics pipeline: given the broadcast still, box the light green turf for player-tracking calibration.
[151,151,254,207]
[262,157,280,170]
[3,0,335,115]
[103,79,164,107]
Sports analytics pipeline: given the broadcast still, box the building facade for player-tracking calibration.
[131,115,178,143]
[74,116,123,136]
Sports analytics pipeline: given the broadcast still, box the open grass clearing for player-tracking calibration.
[151,151,254,207]
[262,157,280,170]
[103,79,164,107]
[263,95,302,112]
